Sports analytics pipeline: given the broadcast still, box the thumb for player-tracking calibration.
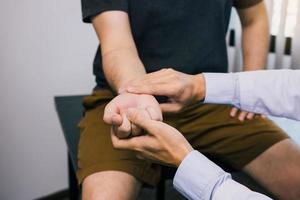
[126,108,159,135]
[103,101,122,125]
[160,103,183,113]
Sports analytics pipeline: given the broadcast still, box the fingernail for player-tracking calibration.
[111,114,122,126]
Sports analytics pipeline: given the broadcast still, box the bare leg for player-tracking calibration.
[243,139,300,200]
[82,171,142,200]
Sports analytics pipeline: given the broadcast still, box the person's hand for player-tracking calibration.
[230,107,266,122]
[111,108,194,167]
[103,93,162,139]
[123,68,205,113]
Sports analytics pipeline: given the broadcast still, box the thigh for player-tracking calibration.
[82,171,141,200]
[243,139,300,198]
[169,103,289,171]
[77,90,161,186]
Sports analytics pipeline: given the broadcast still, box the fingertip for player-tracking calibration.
[239,116,245,122]
[111,114,123,126]
[230,109,237,117]
[247,114,254,120]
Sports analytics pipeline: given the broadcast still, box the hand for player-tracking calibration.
[124,68,205,113]
[103,93,162,138]
[111,108,194,167]
[230,107,266,122]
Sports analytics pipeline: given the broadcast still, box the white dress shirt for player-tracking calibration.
[204,70,300,120]
[173,69,300,200]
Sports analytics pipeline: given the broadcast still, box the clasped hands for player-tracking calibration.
[103,69,262,166]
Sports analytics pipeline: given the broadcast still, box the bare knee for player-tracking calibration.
[82,171,141,200]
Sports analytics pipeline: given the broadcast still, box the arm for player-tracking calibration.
[93,12,162,138]
[230,1,269,120]
[111,109,271,200]
[174,151,271,200]
[237,1,269,71]
[204,70,300,121]
[92,11,146,93]
[125,69,300,121]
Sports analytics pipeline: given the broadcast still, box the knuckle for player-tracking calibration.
[166,68,174,73]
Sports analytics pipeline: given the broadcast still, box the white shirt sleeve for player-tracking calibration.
[203,70,300,121]
[173,151,272,200]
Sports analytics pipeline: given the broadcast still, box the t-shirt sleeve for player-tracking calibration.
[233,0,263,9]
[81,0,128,23]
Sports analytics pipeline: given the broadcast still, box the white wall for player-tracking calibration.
[0,1,97,199]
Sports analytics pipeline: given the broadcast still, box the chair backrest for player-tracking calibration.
[54,95,86,171]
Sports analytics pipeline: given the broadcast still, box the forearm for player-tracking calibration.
[102,48,146,93]
[174,151,271,200]
[238,2,269,71]
[92,11,146,93]
[241,21,269,71]
[203,70,300,121]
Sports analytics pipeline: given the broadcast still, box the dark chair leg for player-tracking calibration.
[68,154,80,200]
[156,179,165,200]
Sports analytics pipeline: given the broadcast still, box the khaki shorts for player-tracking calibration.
[77,89,288,185]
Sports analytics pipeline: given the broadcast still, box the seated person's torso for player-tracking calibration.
[93,0,233,88]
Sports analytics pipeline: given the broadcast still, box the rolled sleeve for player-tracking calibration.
[233,0,263,9]
[81,0,128,23]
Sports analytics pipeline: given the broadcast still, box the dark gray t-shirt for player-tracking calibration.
[81,0,262,89]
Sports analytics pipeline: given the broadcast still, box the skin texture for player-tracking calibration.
[111,108,194,167]
[82,11,157,199]
[103,93,162,138]
[126,68,205,113]
[92,11,146,92]
[82,171,141,200]
[243,139,300,200]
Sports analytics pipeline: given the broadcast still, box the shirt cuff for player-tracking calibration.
[203,73,237,106]
[173,151,229,200]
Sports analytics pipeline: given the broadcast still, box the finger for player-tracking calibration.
[131,109,149,136]
[103,101,122,125]
[111,130,134,149]
[238,111,248,122]
[146,106,163,121]
[230,107,238,117]
[111,129,147,150]
[246,112,255,120]
[126,108,161,135]
[260,115,267,119]
[131,123,143,136]
[126,70,175,96]
[111,114,123,126]
[136,154,145,160]
[115,113,131,139]
[160,103,183,113]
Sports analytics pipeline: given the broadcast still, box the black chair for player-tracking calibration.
[55,95,273,200]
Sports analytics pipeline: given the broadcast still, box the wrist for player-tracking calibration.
[192,74,206,102]
[117,78,137,94]
[175,144,194,167]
